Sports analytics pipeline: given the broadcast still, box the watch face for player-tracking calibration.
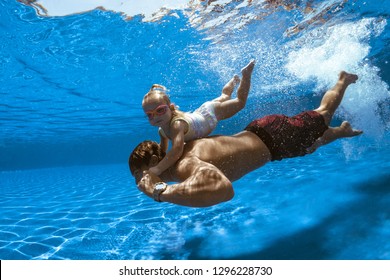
[153,183,167,202]
[155,183,166,190]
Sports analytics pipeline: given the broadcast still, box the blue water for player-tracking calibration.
[1,0,389,260]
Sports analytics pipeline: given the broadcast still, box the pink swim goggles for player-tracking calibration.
[145,104,169,120]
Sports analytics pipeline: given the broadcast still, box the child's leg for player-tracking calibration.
[314,71,358,125]
[213,75,240,103]
[213,59,256,120]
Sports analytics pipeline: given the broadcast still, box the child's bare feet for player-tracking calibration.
[339,121,363,137]
[221,74,241,98]
[226,74,240,89]
[339,71,358,86]
[233,74,240,85]
[241,59,256,78]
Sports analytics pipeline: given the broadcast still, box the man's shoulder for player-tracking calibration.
[177,153,201,167]
[168,154,202,181]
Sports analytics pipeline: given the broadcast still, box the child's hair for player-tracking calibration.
[143,84,184,118]
[147,84,171,103]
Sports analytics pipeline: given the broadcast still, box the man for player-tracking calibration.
[129,71,362,207]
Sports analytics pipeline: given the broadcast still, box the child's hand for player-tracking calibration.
[149,166,161,176]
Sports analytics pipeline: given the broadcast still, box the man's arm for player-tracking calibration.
[138,158,234,207]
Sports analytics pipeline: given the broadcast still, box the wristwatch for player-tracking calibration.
[153,182,168,202]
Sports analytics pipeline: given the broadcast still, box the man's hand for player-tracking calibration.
[137,171,162,198]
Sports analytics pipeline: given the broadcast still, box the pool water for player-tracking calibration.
[1,0,389,260]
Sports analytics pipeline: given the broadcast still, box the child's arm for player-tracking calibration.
[149,120,186,176]
[158,128,169,153]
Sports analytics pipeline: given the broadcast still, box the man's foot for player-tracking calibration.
[339,71,358,86]
[339,121,363,137]
[241,59,256,78]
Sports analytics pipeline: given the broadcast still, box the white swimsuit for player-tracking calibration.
[159,101,218,142]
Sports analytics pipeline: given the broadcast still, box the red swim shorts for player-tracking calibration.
[244,111,328,161]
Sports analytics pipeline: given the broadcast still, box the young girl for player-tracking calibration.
[142,59,255,176]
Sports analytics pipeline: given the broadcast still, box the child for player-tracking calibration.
[142,59,255,176]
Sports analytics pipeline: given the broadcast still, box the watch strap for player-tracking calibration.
[153,182,168,202]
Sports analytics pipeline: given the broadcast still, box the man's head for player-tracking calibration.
[128,140,165,183]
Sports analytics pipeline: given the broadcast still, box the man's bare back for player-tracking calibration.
[168,132,272,183]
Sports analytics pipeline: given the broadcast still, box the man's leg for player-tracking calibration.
[307,121,363,153]
[314,71,358,125]
[308,71,363,153]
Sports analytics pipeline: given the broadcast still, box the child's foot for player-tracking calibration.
[339,71,358,86]
[222,74,241,97]
[339,121,363,137]
[241,59,256,78]
[233,74,240,85]
[227,74,240,89]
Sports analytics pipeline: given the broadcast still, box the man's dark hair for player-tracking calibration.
[128,141,166,175]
